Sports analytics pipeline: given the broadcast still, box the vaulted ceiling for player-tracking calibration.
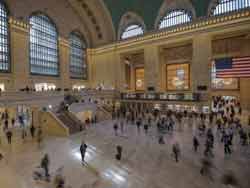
[5,0,224,46]
[103,0,212,31]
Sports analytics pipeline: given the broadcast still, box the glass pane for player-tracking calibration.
[213,0,250,15]
[69,33,87,79]
[135,68,145,91]
[29,14,59,76]
[0,2,9,72]
[159,10,191,29]
[121,24,144,40]
[167,64,190,90]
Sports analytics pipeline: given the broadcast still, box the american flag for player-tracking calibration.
[215,56,250,78]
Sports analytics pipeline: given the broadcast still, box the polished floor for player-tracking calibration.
[0,118,250,188]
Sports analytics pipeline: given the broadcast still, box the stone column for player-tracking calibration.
[144,45,161,92]
[86,48,93,88]
[58,37,70,90]
[239,39,250,110]
[112,52,121,91]
[130,64,136,91]
[9,18,30,91]
[192,34,212,94]
[240,79,250,110]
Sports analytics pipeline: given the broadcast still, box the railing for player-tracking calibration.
[71,89,120,100]
[96,105,112,121]
[0,91,65,105]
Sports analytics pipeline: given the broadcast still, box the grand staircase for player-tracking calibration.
[56,111,84,134]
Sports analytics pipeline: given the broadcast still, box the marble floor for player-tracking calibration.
[0,119,250,188]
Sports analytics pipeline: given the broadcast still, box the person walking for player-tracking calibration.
[21,128,27,142]
[224,135,232,155]
[158,135,165,145]
[30,124,36,139]
[193,136,199,152]
[6,129,12,144]
[204,137,213,157]
[113,123,118,136]
[4,119,8,131]
[200,157,214,181]
[11,118,15,128]
[37,127,43,148]
[172,142,180,162]
[144,123,149,134]
[41,154,50,180]
[136,119,141,133]
[116,145,122,161]
[80,141,88,164]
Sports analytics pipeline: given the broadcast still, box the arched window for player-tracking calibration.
[159,10,192,29]
[121,24,144,40]
[212,0,250,16]
[69,32,87,80]
[29,14,59,76]
[0,2,9,72]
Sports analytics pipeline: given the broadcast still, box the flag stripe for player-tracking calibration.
[217,68,250,72]
[233,57,250,61]
[232,64,250,67]
[215,56,250,78]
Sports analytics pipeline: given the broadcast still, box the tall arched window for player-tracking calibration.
[29,14,59,76]
[69,32,87,80]
[0,2,9,72]
[212,0,250,15]
[159,10,192,29]
[121,24,144,40]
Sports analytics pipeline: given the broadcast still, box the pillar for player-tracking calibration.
[192,34,212,94]
[239,38,250,110]
[58,37,70,89]
[144,45,161,92]
[9,18,30,91]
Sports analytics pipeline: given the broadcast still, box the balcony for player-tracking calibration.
[0,91,65,106]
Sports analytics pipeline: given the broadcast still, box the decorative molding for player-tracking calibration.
[164,44,193,61]
[59,37,70,47]
[9,17,30,33]
[212,35,246,55]
[92,10,250,54]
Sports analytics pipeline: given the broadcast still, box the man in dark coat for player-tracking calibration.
[80,141,88,164]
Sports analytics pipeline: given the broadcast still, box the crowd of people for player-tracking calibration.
[0,110,44,149]
[0,95,250,187]
[107,96,250,186]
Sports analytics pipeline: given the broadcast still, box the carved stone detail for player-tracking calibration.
[164,44,192,62]
[212,36,245,55]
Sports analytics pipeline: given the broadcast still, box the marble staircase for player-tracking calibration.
[56,112,84,134]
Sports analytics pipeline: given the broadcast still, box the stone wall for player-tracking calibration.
[0,0,92,91]
[89,11,250,109]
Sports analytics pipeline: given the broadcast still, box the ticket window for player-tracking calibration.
[166,63,190,90]
[135,68,145,91]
